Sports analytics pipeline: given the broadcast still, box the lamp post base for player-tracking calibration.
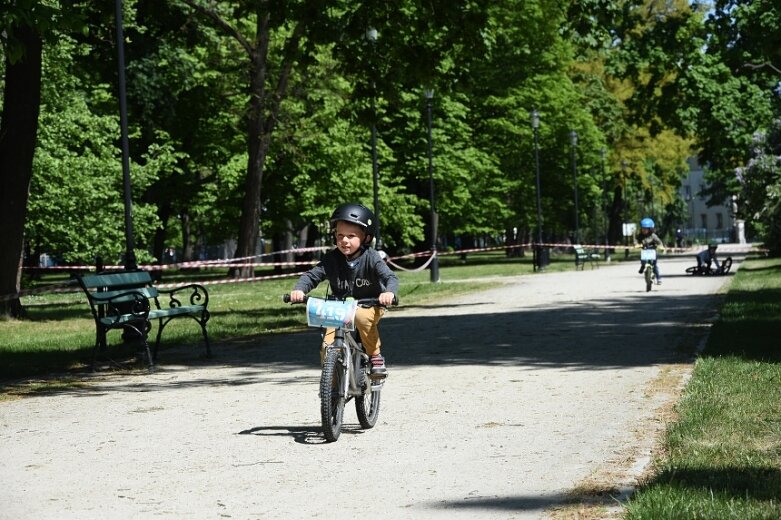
[534,245,550,271]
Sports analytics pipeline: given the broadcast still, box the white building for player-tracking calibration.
[679,158,746,244]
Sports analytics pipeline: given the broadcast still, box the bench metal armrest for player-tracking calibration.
[156,283,209,309]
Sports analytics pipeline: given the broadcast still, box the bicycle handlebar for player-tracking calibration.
[282,294,398,306]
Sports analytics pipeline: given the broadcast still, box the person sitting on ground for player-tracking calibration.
[696,241,720,273]
[636,217,665,284]
[288,203,398,377]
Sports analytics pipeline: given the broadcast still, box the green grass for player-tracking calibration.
[625,257,781,519]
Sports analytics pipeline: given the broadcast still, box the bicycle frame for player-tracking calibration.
[641,248,657,291]
[324,328,374,401]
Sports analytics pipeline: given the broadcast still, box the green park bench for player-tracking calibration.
[75,270,211,369]
[573,245,601,270]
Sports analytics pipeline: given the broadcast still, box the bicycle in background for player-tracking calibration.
[686,256,733,276]
[640,248,658,292]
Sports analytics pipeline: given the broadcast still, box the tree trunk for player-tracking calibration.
[232,37,268,278]
[181,211,195,262]
[0,25,42,318]
[181,3,302,279]
[607,185,625,247]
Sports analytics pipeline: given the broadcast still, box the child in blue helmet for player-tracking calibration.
[636,217,665,284]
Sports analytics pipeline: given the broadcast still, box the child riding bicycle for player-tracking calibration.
[636,217,665,285]
[289,203,398,377]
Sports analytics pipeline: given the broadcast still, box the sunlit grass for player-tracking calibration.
[625,257,781,519]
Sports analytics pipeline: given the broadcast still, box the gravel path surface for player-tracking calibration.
[0,254,737,519]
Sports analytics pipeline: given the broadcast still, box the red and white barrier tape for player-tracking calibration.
[154,270,306,289]
[21,246,330,272]
[386,251,438,272]
[5,242,768,301]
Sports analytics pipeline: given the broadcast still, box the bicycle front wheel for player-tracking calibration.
[645,266,653,291]
[320,348,345,442]
[356,378,381,429]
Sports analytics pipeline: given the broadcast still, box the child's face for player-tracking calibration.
[335,221,366,257]
[641,228,650,235]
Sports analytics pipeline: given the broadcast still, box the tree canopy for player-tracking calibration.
[2,0,780,315]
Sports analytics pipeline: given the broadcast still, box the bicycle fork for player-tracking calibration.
[320,331,357,399]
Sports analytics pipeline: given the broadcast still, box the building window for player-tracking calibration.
[716,213,723,229]
[701,214,708,229]
[685,185,691,199]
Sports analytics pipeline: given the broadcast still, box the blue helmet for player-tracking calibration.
[640,217,655,229]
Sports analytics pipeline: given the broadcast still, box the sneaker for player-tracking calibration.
[638,267,644,274]
[656,280,662,285]
[370,355,387,377]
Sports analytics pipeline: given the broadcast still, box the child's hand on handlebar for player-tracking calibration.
[289,290,306,303]
[378,292,395,307]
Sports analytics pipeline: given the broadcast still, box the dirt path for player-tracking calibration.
[0,255,736,519]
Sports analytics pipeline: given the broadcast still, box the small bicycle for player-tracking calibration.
[640,248,657,292]
[283,294,394,442]
[685,256,733,276]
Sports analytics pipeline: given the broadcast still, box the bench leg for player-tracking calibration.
[90,327,110,371]
[129,323,154,370]
[91,332,101,371]
[151,313,211,362]
[141,338,155,370]
[200,322,212,358]
[153,319,165,362]
[200,310,212,358]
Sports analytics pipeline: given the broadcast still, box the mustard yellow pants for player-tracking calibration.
[321,305,386,361]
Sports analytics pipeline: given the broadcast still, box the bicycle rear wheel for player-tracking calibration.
[645,265,653,291]
[356,376,381,429]
[721,257,733,274]
[320,349,345,442]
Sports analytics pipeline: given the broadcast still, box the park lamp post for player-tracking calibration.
[424,89,440,282]
[366,27,381,250]
[570,130,580,245]
[600,147,610,261]
[621,159,630,259]
[530,109,547,271]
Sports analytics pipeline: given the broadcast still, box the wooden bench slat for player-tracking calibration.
[79,271,153,289]
[88,287,159,302]
[99,314,148,327]
[149,305,206,319]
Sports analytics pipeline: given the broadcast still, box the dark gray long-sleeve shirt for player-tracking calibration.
[294,247,399,300]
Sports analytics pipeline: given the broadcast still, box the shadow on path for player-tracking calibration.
[8,284,727,399]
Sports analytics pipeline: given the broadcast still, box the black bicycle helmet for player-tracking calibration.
[330,203,376,244]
